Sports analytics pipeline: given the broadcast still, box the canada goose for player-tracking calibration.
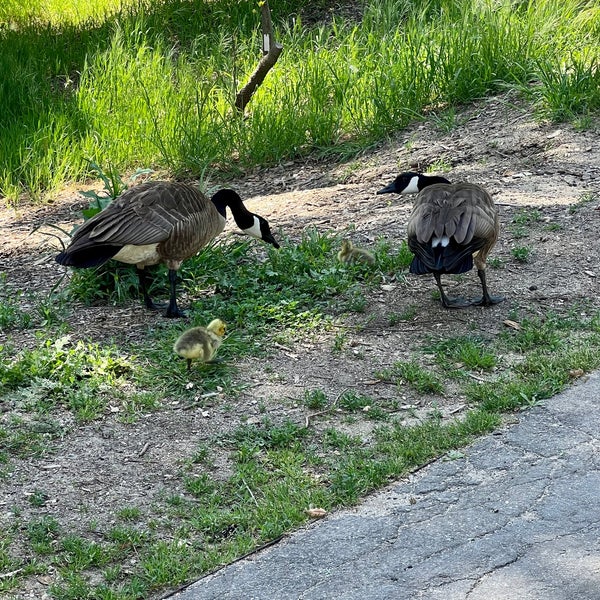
[377,173,503,308]
[56,181,280,317]
[337,239,375,265]
[174,319,226,370]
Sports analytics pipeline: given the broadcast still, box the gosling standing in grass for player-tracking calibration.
[337,239,375,265]
[174,319,226,371]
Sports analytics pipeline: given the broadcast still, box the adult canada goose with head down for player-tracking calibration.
[377,172,503,308]
[56,181,280,317]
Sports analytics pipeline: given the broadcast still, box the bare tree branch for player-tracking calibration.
[235,1,283,112]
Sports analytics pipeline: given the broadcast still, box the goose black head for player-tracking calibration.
[211,188,280,248]
[377,172,451,195]
[244,214,280,249]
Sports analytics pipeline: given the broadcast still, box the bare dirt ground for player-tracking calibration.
[1,92,600,598]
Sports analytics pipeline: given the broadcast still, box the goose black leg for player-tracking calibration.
[165,268,186,318]
[471,269,505,306]
[434,273,471,309]
[137,267,162,310]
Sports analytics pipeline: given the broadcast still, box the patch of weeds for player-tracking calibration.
[376,361,444,395]
[118,391,162,423]
[487,257,504,269]
[0,289,32,332]
[332,331,347,352]
[431,107,466,132]
[28,489,49,507]
[510,224,528,239]
[184,473,217,498]
[511,246,533,263]
[338,391,388,420]
[372,238,413,274]
[569,191,598,214]
[303,389,328,410]
[0,416,62,459]
[388,304,419,325]
[27,516,60,554]
[66,262,146,306]
[341,286,368,313]
[426,158,452,173]
[188,443,212,465]
[426,336,497,372]
[1,338,136,422]
[543,222,562,232]
[230,419,308,454]
[106,525,152,550]
[322,428,363,450]
[117,507,143,522]
[500,316,563,353]
[464,374,560,412]
[512,208,542,225]
[60,535,113,570]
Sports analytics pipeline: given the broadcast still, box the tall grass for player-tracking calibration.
[1,0,599,202]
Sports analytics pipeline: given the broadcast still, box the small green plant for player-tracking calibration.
[544,222,562,232]
[78,161,153,220]
[512,208,542,225]
[487,257,504,269]
[512,246,533,263]
[427,336,497,371]
[569,191,598,214]
[332,331,347,352]
[303,389,328,410]
[28,489,49,507]
[117,507,142,521]
[377,361,444,395]
[27,516,60,554]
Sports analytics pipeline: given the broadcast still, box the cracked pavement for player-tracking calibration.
[166,373,600,600]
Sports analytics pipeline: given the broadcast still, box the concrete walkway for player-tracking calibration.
[166,372,600,600]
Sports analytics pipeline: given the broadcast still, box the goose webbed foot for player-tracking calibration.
[441,296,473,309]
[470,294,505,307]
[472,268,504,307]
[164,302,187,319]
[434,273,471,309]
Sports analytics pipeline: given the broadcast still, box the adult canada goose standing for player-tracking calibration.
[174,319,226,370]
[56,181,280,317]
[377,172,503,308]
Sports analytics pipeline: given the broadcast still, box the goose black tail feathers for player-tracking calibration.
[56,244,122,268]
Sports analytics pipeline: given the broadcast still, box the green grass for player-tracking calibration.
[376,360,445,395]
[4,253,600,597]
[1,0,599,202]
[3,0,600,596]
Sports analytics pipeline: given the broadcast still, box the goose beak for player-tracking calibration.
[376,183,397,195]
[263,232,280,249]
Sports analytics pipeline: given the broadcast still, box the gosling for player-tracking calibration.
[337,239,375,265]
[174,319,226,371]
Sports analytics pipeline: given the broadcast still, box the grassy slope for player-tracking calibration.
[0,0,599,201]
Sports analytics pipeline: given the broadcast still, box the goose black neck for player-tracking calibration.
[211,188,254,228]
[419,174,451,187]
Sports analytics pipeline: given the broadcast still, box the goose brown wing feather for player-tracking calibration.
[74,182,217,247]
[408,183,498,245]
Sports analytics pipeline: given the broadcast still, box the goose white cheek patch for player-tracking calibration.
[244,216,263,240]
[403,176,421,195]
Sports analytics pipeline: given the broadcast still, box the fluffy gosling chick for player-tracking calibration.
[337,239,375,265]
[174,319,226,370]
